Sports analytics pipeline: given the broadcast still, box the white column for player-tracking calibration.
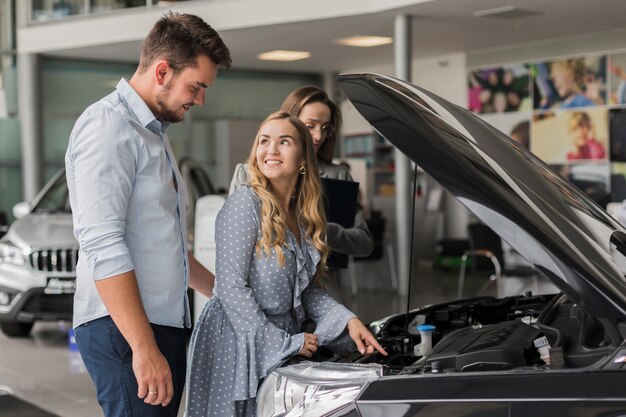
[17,52,43,201]
[323,71,338,102]
[323,71,340,157]
[394,14,413,295]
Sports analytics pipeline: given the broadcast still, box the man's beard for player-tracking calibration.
[156,80,185,123]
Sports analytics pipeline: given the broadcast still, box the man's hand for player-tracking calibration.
[347,317,387,356]
[133,344,174,406]
[95,271,173,407]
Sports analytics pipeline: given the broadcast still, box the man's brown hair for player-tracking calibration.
[138,12,231,73]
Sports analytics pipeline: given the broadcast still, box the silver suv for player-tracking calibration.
[0,159,215,337]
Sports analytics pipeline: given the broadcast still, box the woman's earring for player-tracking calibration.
[299,165,306,175]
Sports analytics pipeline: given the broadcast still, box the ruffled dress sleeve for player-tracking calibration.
[214,188,304,400]
[301,276,357,351]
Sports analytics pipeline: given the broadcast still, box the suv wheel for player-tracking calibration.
[0,321,34,337]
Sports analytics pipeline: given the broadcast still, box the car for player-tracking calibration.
[0,158,215,337]
[255,73,626,417]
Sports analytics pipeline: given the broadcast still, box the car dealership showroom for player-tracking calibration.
[3,1,626,416]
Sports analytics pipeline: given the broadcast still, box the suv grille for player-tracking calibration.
[29,249,79,273]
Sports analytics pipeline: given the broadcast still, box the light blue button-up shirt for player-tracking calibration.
[66,79,190,329]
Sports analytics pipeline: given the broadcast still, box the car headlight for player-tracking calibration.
[0,241,29,267]
[256,362,383,417]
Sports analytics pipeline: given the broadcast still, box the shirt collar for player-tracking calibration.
[115,78,168,134]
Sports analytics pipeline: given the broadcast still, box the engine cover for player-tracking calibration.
[425,320,541,372]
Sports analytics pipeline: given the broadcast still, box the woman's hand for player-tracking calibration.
[347,318,388,356]
[298,333,319,358]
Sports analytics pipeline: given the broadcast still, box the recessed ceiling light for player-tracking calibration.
[334,36,393,48]
[257,50,311,61]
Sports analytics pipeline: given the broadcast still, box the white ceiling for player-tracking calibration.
[46,0,626,73]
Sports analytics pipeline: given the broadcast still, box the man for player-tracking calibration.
[65,12,231,417]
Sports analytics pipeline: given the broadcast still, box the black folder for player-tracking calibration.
[321,177,360,269]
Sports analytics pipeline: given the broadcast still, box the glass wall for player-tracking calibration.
[0,0,20,223]
[90,0,147,14]
[30,0,148,22]
[0,117,21,224]
[31,0,85,21]
[42,59,137,178]
[42,57,320,190]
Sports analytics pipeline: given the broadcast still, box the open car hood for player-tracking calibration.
[338,72,626,320]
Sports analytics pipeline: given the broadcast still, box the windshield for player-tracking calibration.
[32,172,71,214]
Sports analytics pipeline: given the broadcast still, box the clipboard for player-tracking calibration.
[321,177,359,269]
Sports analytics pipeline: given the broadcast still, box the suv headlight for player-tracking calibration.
[0,241,28,267]
[256,362,383,417]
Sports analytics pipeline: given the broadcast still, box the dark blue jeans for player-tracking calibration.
[74,316,186,417]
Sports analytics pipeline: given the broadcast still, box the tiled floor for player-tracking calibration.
[0,262,522,417]
[0,322,101,417]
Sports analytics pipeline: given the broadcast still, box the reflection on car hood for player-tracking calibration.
[6,213,77,250]
[338,72,626,320]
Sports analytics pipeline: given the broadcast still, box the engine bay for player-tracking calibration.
[314,292,618,375]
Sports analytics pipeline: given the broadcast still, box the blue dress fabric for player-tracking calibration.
[185,187,356,417]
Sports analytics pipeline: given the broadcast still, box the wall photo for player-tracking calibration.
[533,55,606,110]
[468,51,626,206]
[467,64,531,114]
[609,52,626,105]
[531,108,608,164]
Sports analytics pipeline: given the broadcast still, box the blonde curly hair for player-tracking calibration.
[551,58,587,87]
[247,111,329,284]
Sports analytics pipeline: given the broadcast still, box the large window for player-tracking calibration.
[30,0,148,22]
[31,0,84,20]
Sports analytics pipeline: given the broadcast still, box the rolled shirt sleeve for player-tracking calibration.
[66,105,138,280]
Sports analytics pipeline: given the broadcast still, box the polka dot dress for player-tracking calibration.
[185,187,356,417]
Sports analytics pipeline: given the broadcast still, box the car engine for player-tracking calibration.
[309,292,616,375]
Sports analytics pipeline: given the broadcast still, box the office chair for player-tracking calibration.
[457,222,536,298]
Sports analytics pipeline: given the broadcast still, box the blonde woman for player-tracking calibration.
[230,86,374,303]
[186,112,385,417]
